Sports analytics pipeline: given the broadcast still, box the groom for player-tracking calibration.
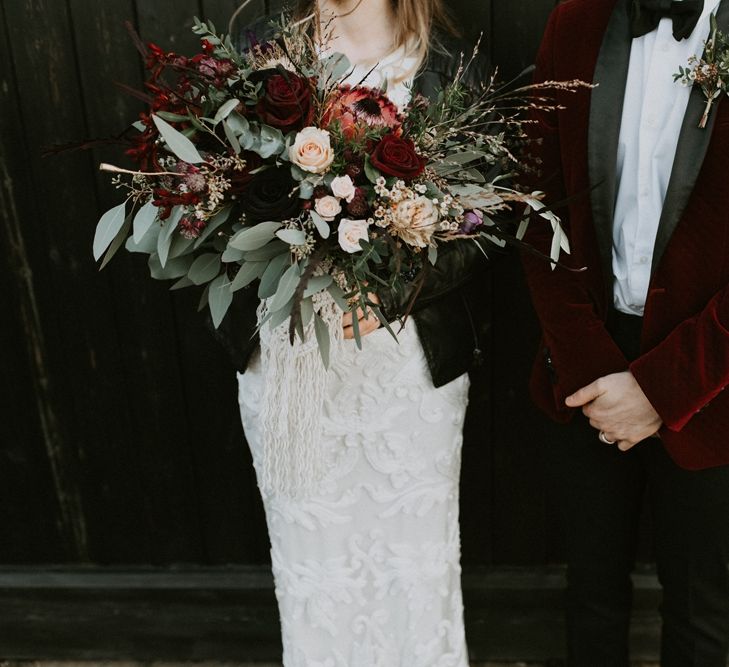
[522,0,729,665]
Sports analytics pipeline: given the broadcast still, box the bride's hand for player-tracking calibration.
[342,293,382,339]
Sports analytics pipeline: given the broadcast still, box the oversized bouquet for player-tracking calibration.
[93,15,577,363]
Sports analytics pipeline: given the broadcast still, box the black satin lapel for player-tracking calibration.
[652,0,729,274]
[589,0,634,288]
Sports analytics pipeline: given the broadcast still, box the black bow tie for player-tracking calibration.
[630,0,705,40]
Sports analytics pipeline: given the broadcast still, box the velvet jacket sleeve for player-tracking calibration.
[520,8,628,414]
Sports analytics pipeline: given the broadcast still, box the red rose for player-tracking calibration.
[256,72,314,133]
[370,134,427,180]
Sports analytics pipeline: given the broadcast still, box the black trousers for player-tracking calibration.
[548,309,729,667]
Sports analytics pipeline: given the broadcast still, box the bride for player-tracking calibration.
[218,0,490,664]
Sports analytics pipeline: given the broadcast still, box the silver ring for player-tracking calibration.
[599,431,616,445]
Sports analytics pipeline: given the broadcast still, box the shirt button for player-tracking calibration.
[639,256,649,264]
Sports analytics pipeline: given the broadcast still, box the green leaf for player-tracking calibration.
[168,232,197,260]
[228,221,283,251]
[221,246,246,263]
[99,211,132,270]
[170,276,195,291]
[188,253,222,285]
[258,124,285,159]
[132,200,158,243]
[300,296,314,327]
[267,297,294,331]
[327,283,350,311]
[93,201,127,260]
[223,119,241,154]
[364,155,381,184]
[226,111,250,136]
[303,274,333,298]
[214,98,241,124]
[276,228,307,245]
[428,246,438,265]
[231,260,267,291]
[268,262,300,312]
[157,207,184,267]
[321,52,352,83]
[209,273,233,328]
[243,240,289,261]
[198,283,210,312]
[148,253,194,280]
[310,210,330,239]
[156,110,192,123]
[350,305,362,350]
[194,206,232,248]
[258,252,291,298]
[314,313,331,369]
[152,114,204,164]
[125,222,160,254]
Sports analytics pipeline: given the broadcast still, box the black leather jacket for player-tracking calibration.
[210,27,493,388]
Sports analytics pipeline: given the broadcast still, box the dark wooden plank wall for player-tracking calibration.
[0,0,580,569]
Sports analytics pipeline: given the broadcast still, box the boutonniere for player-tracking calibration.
[674,13,729,128]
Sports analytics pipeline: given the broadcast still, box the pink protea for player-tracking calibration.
[323,85,402,139]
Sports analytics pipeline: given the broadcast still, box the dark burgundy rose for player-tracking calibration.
[255,71,314,133]
[370,134,427,180]
[241,167,301,223]
[229,151,263,195]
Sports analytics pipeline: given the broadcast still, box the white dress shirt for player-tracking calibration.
[612,0,721,315]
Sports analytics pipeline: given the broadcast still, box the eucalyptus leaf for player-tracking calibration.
[168,233,197,260]
[125,222,160,254]
[321,52,352,83]
[152,114,204,164]
[229,221,283,251]
[223,119,241,154]
[170,276,195,291]
[156,110,192,123]
[310,210,330,239]
[99,212,132,270]
[327,283,350,312]
[258,125,285,159]
[300,296,314,327]
[188,253,222,285]
[194,206,232,248]
[214,98,241,124]
[231,260,267,291]
[303,274,333,298]
[198,283,210,312]
[148,253,194,280]
[268,262,300,312]
[243,240,289,261]
[267,297,294,331]
[258,252,291,299]
[226,111,250,135]
[314,313,331,369]
[208,273,233,328]
[93,201,127,261]
[133,200,158,244]
[276,228,307,246]
[157,207,184,268]
[221,246,246,263]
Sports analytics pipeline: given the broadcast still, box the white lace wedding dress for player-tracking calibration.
[236,53,471,667]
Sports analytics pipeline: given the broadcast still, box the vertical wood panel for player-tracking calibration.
[0,1,67,561]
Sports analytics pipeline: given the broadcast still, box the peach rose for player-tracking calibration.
[392,196,439,248]
[289,127,334,174]
[330,175,356,203]
[315,195,342,221]
[338,218,370,253]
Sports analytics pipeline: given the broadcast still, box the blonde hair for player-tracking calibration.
[294,0,458,70]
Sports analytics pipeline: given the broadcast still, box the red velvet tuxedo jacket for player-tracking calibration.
[522,0,729,469]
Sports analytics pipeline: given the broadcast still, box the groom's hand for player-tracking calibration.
[565,371,663,451]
